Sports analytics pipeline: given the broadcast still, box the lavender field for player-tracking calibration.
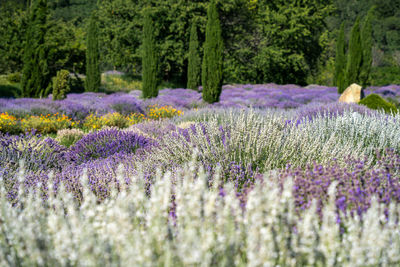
[2,84,400,266]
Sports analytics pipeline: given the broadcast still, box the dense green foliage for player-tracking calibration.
[141,9,159,99]
[52,69,70,100]
[335,23,346,93]
[360,8,373,88]
[187,22,201,91]
[85,13,100,92]
[345,17,362,88]
[202,1,223,104]
[21,0,51,98]
[0,6,27,74]
[359,93,398,114]
[0,0,399,93]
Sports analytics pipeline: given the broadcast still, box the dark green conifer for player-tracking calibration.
[21,0,51,98]
[85,12,101,92]
[360,8,373,88]
[141,8,159,99]
[201,0,223,103]
[335,23,347,94]
[345,17,362,88]
[187,22,201,90]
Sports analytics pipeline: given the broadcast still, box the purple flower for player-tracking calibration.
[66,128,153,164]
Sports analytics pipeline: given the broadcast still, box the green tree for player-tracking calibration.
[345,16,362,87]
[85,12,101,92]
[202,0,223,103]
[187,22,201,90]
[21,0,51,98]
[0,5,27,74]
[97,0,141,72]
[335,23,347,93]
[247,0,333,85]
[360,8,373,87]
[141,8,159,99]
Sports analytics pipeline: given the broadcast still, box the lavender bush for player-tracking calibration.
[2,83,400,265]
[66,128,153,164]
[1,161,400,266]
[281,149,400,218]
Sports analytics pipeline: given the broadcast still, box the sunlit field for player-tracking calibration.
[1,84,400,266]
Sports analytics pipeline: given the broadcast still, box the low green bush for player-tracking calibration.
[52,69,70,100]
[6,72,21,83]
[359,93,398,114]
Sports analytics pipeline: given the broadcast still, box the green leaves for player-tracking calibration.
[85,12,101,92]
[335,23,347,93]
[202,0,223,103]
[21,0,51,98]
[141,8,159,99]
[187,22,201,90]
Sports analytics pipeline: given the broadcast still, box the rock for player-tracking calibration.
[339,83,363,103]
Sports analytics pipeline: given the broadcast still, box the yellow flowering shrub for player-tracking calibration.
[82,114,107,131]
[127,113,148,125]
[0,112,21,134]
[102,112,129,128]
[20,113,75,134]
[146,105,183,120]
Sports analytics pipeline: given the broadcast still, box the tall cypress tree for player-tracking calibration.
[345,17,362,88]
[360,8,373,88]
[201,0,223,103]
[141,8,159,99]
[21,0,50,98]
[85,12,101,92]
[335,23,347,94]
[187,22,201,90]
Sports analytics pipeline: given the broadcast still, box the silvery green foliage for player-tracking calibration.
[1,162,400,266]
[145,108,400,175]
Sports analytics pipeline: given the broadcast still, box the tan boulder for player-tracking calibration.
[339,83,363,103]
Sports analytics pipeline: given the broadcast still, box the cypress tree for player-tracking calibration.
[360,8,373,88]
[202,0,223,103]
[345,17,362,88]
[141,8,159,99]
[187,22,201,90]
[335,23,347,94]
[21,0,50,98]
[85,12,101,92]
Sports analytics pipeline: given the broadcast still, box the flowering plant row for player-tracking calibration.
[0,105,183,134]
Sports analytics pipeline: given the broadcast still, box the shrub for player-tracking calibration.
[146,105,183,120]
[359,93,398,114]
[107,95,143,115]
[21,114,76,134]
[6,72,22,83]
[3,161,400,266]
[66,128,152,164]
[82,113,107,130]
[102,112,129,128]
[55,128,85,147]
[52,69,70,100]
[0,112,21,134]
[127,113,148,125]
[0,132,65,175]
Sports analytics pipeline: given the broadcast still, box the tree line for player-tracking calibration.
[0,0,399,100]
